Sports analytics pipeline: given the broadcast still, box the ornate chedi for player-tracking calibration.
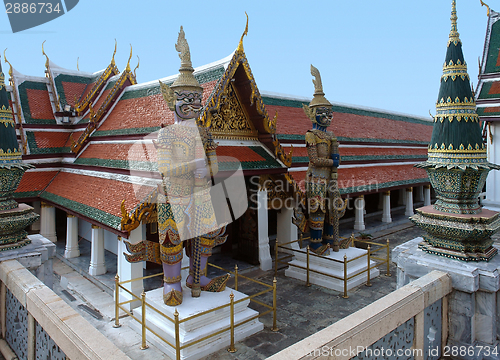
[293,65,346,255]
[0,57,38,249]
[411,0,500,261]
[124,27,228,306]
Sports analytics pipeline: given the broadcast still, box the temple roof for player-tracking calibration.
[0,59,21,165]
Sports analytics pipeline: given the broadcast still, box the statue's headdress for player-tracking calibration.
[160,26,202,110]
[303,65,332,122]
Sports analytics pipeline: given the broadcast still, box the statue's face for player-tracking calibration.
[314,106,333,127]
[174,89,203,121]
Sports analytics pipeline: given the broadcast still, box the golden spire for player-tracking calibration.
[125,44,132,72]
[308,65,331,108]
[3,49,13,79]
[42,40,49,68]
[480,0,490,16]
[77,57,79,71]
[170,26,202,91]
[175,26,192,69]
[111,39,117,66]
[133,56,140,78]
[449,0,460,45]
[237,12,249,53]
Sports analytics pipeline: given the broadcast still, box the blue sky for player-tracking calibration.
[0,0,490,118]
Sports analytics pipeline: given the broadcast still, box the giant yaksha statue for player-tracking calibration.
[294,65,346,255]
[155,27,229,306]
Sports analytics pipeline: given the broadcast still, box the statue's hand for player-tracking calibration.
[194,166,208,179]
[331,153,340,168]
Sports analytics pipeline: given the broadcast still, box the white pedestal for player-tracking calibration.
[131,286,263,360]
[285,247,380,291]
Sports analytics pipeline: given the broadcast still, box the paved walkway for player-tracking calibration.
[50,209,425,359]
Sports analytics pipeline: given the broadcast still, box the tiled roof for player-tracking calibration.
[18,81,56,124]
[478,81,500,100]
[96,80,218,134]
[54,73,93,108]
[482,19,500,74]
[40,171,156,229]
[265,102,433,143]
[14,170,58,198]
[215,146,283,171]
[290,164,428,194]
[26,131,72,154]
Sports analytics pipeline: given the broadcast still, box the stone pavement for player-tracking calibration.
[48,207,429,360]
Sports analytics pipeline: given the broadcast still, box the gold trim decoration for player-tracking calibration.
[480,0,490,16]
[272,138,293,167]
[448,0,460,46]
[120,189,158,233]
[0,105,14,126]
[236,12,249,53]
[74,41,120,115]
[42,41,61,112]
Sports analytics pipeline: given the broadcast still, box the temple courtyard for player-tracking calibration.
[48,208,437,360]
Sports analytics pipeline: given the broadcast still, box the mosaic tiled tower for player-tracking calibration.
[411,0,500,261]
[0,57,38,250]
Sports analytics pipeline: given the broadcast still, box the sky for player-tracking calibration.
[0,0,492,119]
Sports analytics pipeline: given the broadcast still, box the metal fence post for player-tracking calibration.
[306,246,311,287]
[234,264,238,292]
[272,277,279,332]
[386,239,391,276]
[140,291,148,350]
[274,240,279,277]
[113,274,121,328]
[366,245,372,287]
[174,310,180,360]
[343,254,348,298]
[228,292,236,353]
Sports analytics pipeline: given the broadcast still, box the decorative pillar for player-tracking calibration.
[405,187,414,216]
[40,202,56,243]
[277,205,299,252]
[88,225,106,276]
[257,189,272,271]
[381,191,392,223]
[117,225,144,310]
[64,214,80,258]
[354,195,365,231]
[416,186,425,202]
[424,185,431,206]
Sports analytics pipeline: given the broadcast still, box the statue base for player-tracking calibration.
[285,247,380,291]
[131,285,263,360]
[394,237,500,359]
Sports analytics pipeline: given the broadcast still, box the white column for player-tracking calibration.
[398,188,407,206]
[382,191,392,223]
[64,214,80,258]
[40,202,56,242]
[424,185,431,206]
[31,201,41,232]
[484,122,500,211]
[277,205,299,252]
[257,190,272,271]
[89,225,106,276]
[354,195,365,231]
[117,225,144,310]
[405,187,414,216]
[416,186,425,202]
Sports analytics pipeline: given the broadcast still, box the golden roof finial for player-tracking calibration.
[3,49,13,79]
[308,64,331,108]
[133,55,140,78]
[77,57,79,71]
[480,0,490,16]
[449,0,460,44]
[126,44,132,72]
[237,12,249,53]
[42,40,49,68]
[170,26,202,91]
[111,39,117,66]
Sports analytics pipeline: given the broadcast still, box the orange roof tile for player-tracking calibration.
[26,89,54,120]
[62,81,87,107]
[43,172,155,217]
[286,146,428,157]
[99,80,218,132]
[216,146,265,162]
[267,104,433,142]
[15,170,58,194]
[79,142,158,162]
[33,132,71,148]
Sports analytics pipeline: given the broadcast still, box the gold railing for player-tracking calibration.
[113,263,278,359]
[274,235,390,298]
